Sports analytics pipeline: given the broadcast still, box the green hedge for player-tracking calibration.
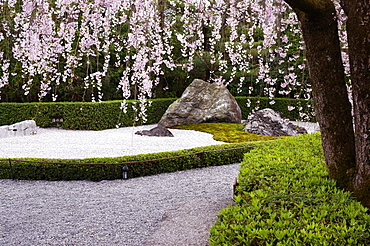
[0,143,255,181]
[0,98,176,130]
[0,97,315,130]
[209,133,370,245]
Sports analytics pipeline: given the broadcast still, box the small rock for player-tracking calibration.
[135,126,174,137]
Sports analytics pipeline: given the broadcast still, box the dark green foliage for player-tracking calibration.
[235,96,315,121]
[0,143,255,181]
[209,133,370,245]
[0,98,176,130]
[0,97,315,130]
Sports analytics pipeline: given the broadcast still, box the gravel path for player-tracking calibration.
[0,163,240,246]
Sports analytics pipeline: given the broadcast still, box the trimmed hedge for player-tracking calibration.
[0,98,176,130]
[0,97,315,130]
[209,133,370,245]
[0,142,255,181]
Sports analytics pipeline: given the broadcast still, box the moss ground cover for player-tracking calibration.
[172,123,284,143]
[209,133,370,245]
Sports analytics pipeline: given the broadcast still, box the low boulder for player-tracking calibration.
[158,79,242,127]
[135,126,174,137]
[243,108,307,137]
[1,120,37,138]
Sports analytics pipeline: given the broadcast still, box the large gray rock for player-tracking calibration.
[243,108,307,137]
[158,79,242,127]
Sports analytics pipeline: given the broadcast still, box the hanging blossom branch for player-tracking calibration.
[236,0,313,119]
[170,0,312,120]
[11,0,61,99]
[117,0,176,124]
[0,0,12,100]
[173,0,209,73]
[54,0,81,101]
[0,0,351,123]
[4,0,131,102]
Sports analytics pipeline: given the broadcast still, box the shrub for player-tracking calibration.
[209,133,370,245]
[0,142,255,181]
[0,97,315,130]
[0,99,176,130]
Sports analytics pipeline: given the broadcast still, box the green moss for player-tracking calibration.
[172,123,285,143]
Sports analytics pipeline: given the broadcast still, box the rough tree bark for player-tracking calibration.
[340,0,370,206]
[283,0,370,207]
[283,0,356,188]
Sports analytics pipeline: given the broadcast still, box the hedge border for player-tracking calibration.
[0,98,176,130]
[0,142,256,181]
[209,134,370,245]
[0,97,315,130]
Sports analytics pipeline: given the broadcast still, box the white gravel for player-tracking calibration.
[0,124,238,246]
[0,124,227,159]
[0,163,240,246]
[0,121,319,159]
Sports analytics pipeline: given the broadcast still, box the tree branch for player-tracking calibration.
[284,0,331,14]
[339,0,351,15]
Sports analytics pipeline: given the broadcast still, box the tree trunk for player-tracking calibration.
[284,0,357,190]
[341,0,370,207]
[203,24,211,81]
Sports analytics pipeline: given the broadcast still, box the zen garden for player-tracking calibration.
[0,0,369,245]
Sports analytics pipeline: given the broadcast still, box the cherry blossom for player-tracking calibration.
[0,0,351,122]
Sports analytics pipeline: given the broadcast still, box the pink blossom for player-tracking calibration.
[1,0,351,123]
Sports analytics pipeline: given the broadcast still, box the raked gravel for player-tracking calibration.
[0,125,237,245]
[0,122,319,159]
[0,163,240,246]
[0,124,227,159]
